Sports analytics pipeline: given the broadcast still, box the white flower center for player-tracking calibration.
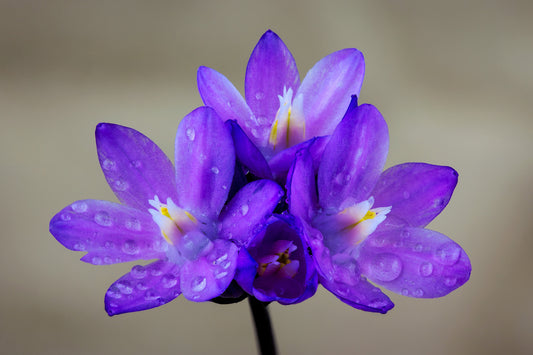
[268,87,305,152]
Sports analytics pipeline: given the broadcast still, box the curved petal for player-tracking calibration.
[49,199,166,265]
[294,48,365,138]
[287,149,318,223]
[358,227,471,298]
[175,107,235,218]
[95,123,177,211]
[180,239,238,302]
[245,30,300,126]
[219,180,284,246]
[318,101,389,209]
[226,120,272,179]
[308,235,393,313]
[372,163,458,228]
[105,260,181,316]
[197,66,262,139]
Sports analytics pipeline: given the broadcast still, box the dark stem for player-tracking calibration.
[248,297,277,355]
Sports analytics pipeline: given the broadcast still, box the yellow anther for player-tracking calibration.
[184,211,197,223]
[269,119,279,149]
[343,210,377,231]
[160,206,171,219]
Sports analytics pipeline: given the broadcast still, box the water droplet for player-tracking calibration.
[94,211,113,227]
[186,128,195,141]
[434,242,461,266]
[401,229,410,238]
[114,179,129,191]
[71,202,88,213]
[368,253,403,282]
[162,274,178,288]
[150,266,163,276]
[222,185,228,190]
[444,276,457,287]
[60,213,71,221]
[131,265,146,279]
[211,166,219,174]
[91,256,102,265]
[334,173,344,185]
[191,276,207,292]
[104,256,113,264]
[102,159,116,171]
[257,116,270,125]
[226,101,233,107]
[401,288,409,296]
[104,241,114,249]
[403,191,410,199]
[125,218,141,231]
[144,289,159,300]
[122,240,139,255]
[345,174,352,182]
[419,262,433,277]
[130,160,142,169]
[255,92,265,100]
[240,204,249,216]
[414,243,423,252]
[413,288,424,297]
[152,239,169,252]
[214,253,228,265]
[336,285,350,297]
[136,282,148,290]
[73,243,86,251]
[117,281,133,294]
[107,286,122,299]
[215,271,228,279]
[221,260,232,270]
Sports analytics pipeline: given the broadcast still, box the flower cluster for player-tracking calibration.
[50,30,470,315]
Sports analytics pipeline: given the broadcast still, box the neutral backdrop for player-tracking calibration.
[1,1,532,354]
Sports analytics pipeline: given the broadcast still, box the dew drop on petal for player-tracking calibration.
[131,265,146,279]
[71,202,88,213]
[444,276,457,287]
[107,287,122,299]
[368,253,403,282]
[162,274,178,288]
[434,242,461,266]
[144,289,160,301]
[61,213,72,221]
[191,276,207,292]
[414,243,423,252]
[91,256,102,265]
[130,160,142,169]
[419,262,433,277]
[73,243,86,251]
[221,260,232,270]
[215,271,228,280]
[94,211,113,227]
[102,159,116,171]
[122,240,139,255]
[125,218,141,231]
[211,166,219,174]
[413,288,424,297]
[240,204,249,216]
[150,266,163,277]
[117,280,133,294]
[104,241,114,249]
[401,288,409,296]
[186,128,196,141]
[114,179,129,191]
[136,282,148,290]
[403,191,410,199]
[255,92,265,100]
[213,253,228,265]
[104,256,113,264]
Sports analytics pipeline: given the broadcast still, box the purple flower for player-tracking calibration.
[287,97,471,313]
[234,215,318,305]
[197,29,364,180]
[49,107,283,315]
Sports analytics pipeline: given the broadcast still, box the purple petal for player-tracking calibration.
[372,163,458,228]
[234,248,258,296]
[318,101,389,209]
[96,123,177,211]
[197,66,264,142]
[358,227,471,298]
[268,135,329,183]
[226,120,272,179]
[308,234,393,313]
[219,180,284,246]
[287,149,318,223]
[50,199,166,265]
[175,107,235,218]
[180,239,238,301]
[295,48,365,139]
[105,260,181,316]
[245,30,300,127]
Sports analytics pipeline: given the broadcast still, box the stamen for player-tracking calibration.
[148,196,198,245]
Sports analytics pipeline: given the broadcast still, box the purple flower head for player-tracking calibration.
[49,107,283,316]
[234,215,318,305]
[197,29,364,180]
[288,97,471,313]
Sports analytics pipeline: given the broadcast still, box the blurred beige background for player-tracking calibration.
[1,0,532,354]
